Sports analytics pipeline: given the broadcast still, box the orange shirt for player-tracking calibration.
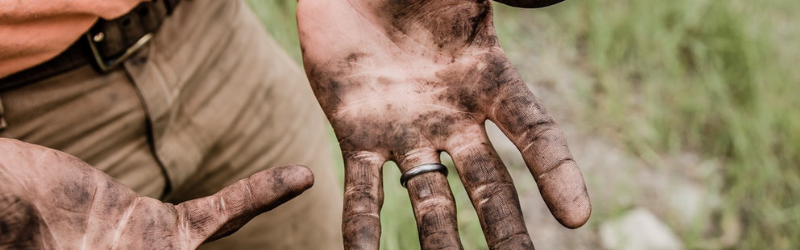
[0,0,146,78]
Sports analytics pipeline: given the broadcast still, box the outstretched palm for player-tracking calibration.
[0,139,313,249]
[298,0,589,249]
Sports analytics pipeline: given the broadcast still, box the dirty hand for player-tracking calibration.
[0,139,313,249]
[298,0,590,249]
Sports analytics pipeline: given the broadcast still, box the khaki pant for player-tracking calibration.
[0,0,343,249]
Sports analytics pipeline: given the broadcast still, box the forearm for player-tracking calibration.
[0,0,148,77]
[0,0,145,22]
[0,14,96,77]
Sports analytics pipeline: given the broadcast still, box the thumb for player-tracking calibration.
[175,165,314,246]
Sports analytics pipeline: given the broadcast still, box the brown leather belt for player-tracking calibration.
[0,0,180,91]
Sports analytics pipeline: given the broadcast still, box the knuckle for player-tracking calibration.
[415,196,455,212]
[472,181,515,206]
[343,184,382,214]
[526,120,558,144]
[539,158,575,179]
[342,212,380,225]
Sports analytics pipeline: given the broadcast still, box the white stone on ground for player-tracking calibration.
[599,207,684,250]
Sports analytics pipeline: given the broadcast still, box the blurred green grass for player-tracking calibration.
[540,0,800,248]
[245,0,799,249]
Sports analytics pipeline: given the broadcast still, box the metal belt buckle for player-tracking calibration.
[86,32,153,73]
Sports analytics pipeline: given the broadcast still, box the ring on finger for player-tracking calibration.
[400,163,449,188]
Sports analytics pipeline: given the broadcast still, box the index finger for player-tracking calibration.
[176,165,314,245]
[488,68,591,228]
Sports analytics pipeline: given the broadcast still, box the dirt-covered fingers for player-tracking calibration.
[490,81,590,229]
[342,151,386,250]
[399,151,463,250]
[175,165,314,246]
[447,135,534,250]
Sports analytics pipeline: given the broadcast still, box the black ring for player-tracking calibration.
[400,163,449,188]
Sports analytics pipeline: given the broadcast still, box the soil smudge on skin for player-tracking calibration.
[0,194,44,249]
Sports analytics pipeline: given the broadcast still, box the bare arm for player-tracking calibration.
[0,0,145,21]
[0,0,147,77]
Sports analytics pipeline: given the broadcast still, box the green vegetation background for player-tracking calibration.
[244,0,799,249]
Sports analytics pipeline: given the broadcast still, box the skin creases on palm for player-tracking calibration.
[303,0,516,158]
[298,0,591,249]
